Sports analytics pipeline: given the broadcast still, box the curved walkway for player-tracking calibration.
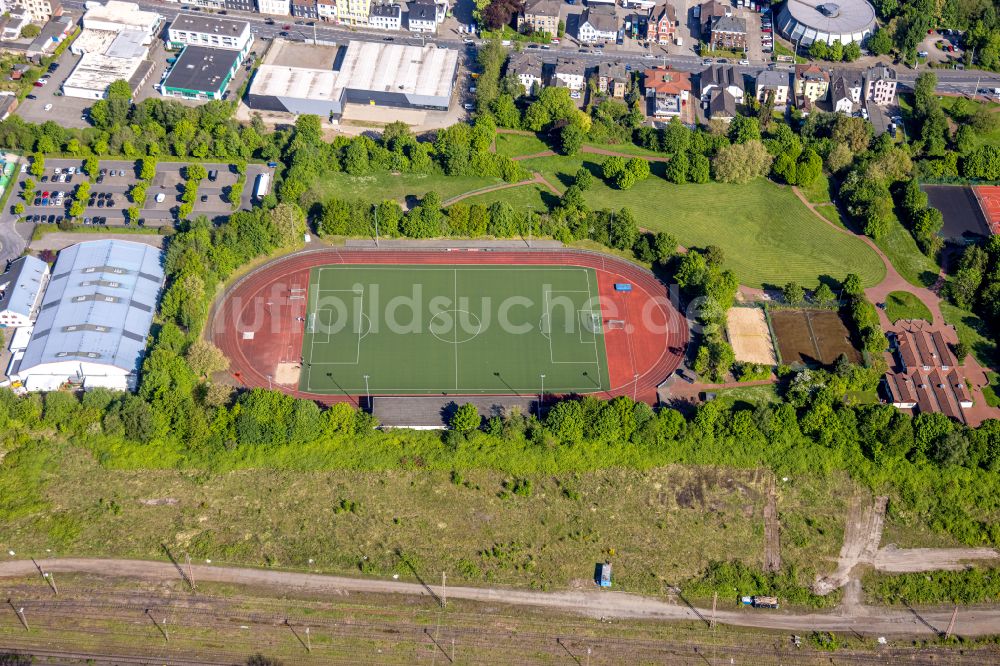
[3,558,1000,636]
[791,187,998,426]
[440,172,559,207]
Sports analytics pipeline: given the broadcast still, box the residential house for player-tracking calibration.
[0,255,49,329]
[0,92,17,121]
[648,2,677,45]
[698,0,729,35]
[578,5,617,43]
[258,0,291,14]
[699,64,743,100]
[755,69,789,106]
[518,0,560,38]
[408,0,440,32]
[16,0,61,22]
[335,0,369,24]
[864,63,897,105]
[644,65,690,118]
[290,0,319,19]
[829,71,862,114]
[223,0,256,12]
[0,9,31,40]
[707,88,737,122]
[317,0,337,20]
[553,58,587,91]
[794,63,829,105]
[369,2,401,29]
[507,50,544,95]
[709,15,746,52]
[597,61,630,98]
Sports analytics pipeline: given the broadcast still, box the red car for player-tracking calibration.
[283,24,291,29]
[42,191,49,198]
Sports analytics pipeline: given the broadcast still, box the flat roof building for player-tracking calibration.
[62,51,155,100]
[0,255,49,329]
[161,44,242,101]
[81,0,161,36]
[167,13,253,54]
[247,39,458,118]
[11,240,164,393]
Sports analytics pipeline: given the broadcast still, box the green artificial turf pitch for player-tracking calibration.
[300,265,611,394]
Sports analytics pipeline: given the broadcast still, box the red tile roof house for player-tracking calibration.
[884,323,973,423]
[644,66,691,118]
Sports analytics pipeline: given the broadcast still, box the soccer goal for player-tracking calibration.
[605,319,625,330]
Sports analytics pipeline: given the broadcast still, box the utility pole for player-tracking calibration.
[374,206,380,247]
[186,553,195,590]
[441,572,447,606]
[945,606,958,639]
[16,606,28,631]
[539,373,546,417]
[305,626,312,653]
[710,592,717,629]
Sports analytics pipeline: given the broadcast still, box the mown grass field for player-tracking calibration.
[520,154,885,289]
[940,301,998,366]
[885,291,933,323]
[448,181,552,211]
[0,441,856,597]
[307,171,501,206]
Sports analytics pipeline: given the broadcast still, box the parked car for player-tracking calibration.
[200,194,208,203]
[463,103,475,110]
[43,103,52,112]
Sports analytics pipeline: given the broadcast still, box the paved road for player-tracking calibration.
[57,0,1000,91]
[3,557,1000,636]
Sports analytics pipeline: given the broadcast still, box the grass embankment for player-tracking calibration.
[0,439,848,601]
[521,153,885,289]
[885,291,933,323]
[940,301,997,367]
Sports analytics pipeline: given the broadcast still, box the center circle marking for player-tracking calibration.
[429,309,483,344]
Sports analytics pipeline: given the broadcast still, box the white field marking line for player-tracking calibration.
[583,268,604,391]
[304,273,366,392]
[313,288,364,352]
[577,311,600,344]
[305,384,604,394]
[306,265,605,391]
[543,288,602,368]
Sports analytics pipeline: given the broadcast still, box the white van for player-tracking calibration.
[155,193,166,203]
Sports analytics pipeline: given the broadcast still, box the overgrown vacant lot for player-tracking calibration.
[2,442,854,597]
[517,155,886,289]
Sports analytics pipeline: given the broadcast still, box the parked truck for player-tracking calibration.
[254,172,270,200]
[741,595,779,608]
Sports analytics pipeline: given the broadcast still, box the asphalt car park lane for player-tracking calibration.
[16,52,91,129]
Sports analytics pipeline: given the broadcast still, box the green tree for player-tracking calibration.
[666,151,688,184]
[139,157,157,181]
[559,123,585,156]
[869,28,893,55]
[812,282,835,306]
[29,153,44,178]
[449,403,481,432]
[20,24,40,38]
[186,163,207,182]
[185,340,230,378]
[107,79,133,100]
[12,202,23,215]
[782,282,805,305]
[84,157,99,180]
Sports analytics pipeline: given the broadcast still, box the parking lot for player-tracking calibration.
[15,52,91,129]
[12,158,273,231]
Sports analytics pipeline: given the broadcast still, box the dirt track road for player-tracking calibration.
[3,558,1000,637]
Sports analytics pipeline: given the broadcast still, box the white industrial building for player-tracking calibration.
[9,240,164,393]
[62,0,160,99]
[166,13,253,55]
[247,39,459,118]
[0,255,49,329]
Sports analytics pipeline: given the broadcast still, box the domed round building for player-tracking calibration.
[776,0,877,47]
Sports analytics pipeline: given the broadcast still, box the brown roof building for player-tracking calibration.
[884,323,973,423]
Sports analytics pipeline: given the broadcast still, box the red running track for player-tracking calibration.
[208,248,689,404]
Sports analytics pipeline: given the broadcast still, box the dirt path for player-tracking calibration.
[440,173,548,207]
[5,558,1000,636]
[873,545,1000,573]
[814,495,888,595]
[495,129,670,163]
[764,476,782,573]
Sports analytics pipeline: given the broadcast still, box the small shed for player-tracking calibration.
[595,562,612,587]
